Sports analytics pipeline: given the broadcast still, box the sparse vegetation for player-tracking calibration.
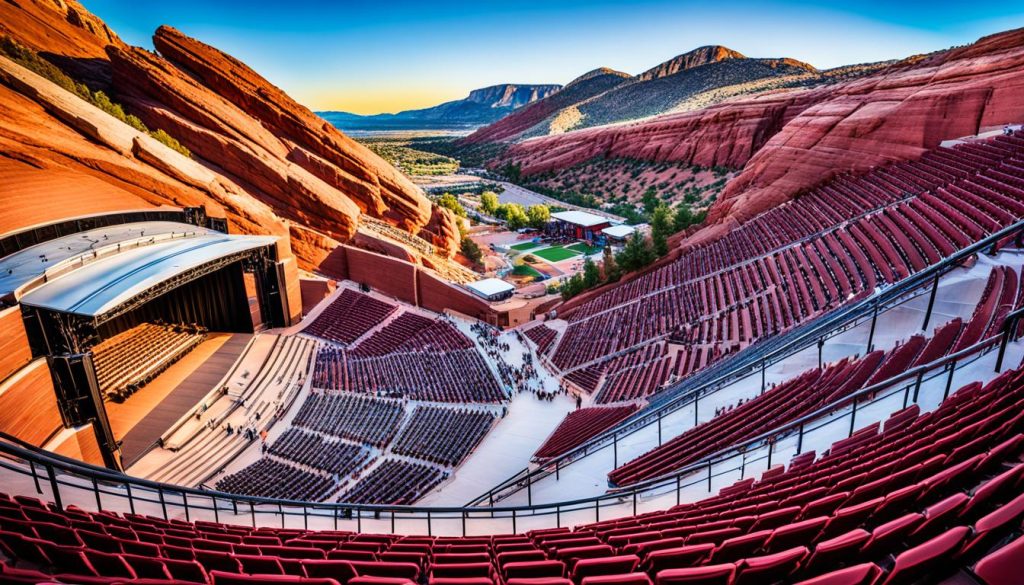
[358,136,459,175]
[0,35,192,158]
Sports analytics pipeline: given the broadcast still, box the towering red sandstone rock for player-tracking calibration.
[704,28,1024,242]
[0,0,460,273]
[495,28,1024,249]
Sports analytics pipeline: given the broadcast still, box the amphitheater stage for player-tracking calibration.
[112,333,252,466]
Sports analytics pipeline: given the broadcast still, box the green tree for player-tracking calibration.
[650,204,673,257]
[582,257,601,288]
[480,191,500,215]
[673,204,695,232]
[437,193,466,217]
[641,187,660,216]
[561,273,585,301]
[602,246,621,282]
[617,233,655,272]
[460,237,483,265]
[526,204,550,230]
[502,203,530,230]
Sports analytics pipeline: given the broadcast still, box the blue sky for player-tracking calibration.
[86,0,1024,114]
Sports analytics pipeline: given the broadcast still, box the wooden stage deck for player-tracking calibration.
[112,333,253,467]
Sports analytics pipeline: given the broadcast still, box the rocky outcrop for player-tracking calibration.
[0,55,284,242]
[496,89,821,174]
[0,0,120,87]
[636,45,749,81]
[463,69,631,144]
[495,28,1024,251]
[0,0,459,275]
[700,27,1024,242]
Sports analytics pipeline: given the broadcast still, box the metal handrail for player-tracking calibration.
[467,219,1024,505]
[0,321,1011,535]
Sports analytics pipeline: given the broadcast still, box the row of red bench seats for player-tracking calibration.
[2,353,1023,583]
[350,314,472,358]
[548,133,1024,394]
[304,290,398,346]
[313,348,504,404]
[608,265,1022,485]
[534,405,639,460]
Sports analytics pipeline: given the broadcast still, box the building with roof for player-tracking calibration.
[549,210,611,242]
[466,278,516,302]
[601,224,637,243]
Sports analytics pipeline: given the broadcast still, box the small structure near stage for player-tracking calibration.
[549,211,611,242]
[601,224,638,243]
[466,278,516,302]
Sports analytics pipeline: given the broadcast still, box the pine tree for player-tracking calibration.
[651,205,672,257]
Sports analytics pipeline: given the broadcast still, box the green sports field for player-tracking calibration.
[510,241,541,251]
[567,243,604,255]
[533,246,582,262]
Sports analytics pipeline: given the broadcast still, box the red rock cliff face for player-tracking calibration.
[497,88,822,175]
[0,0,459,272]
[150,27,433,234]
[497,28,1024,249]
[703,28,1024,242]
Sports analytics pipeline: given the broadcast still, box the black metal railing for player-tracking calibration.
[467,219,1024,506]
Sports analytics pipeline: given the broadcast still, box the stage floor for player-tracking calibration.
[108,333,252,466]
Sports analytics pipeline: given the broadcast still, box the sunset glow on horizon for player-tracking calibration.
[85,0,1024,115]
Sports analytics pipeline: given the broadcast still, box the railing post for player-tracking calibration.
[632,491,637,516]
[279,504,284,528]
[944,361,957,400]
[995,323,1014,373]
[595,499,600,523]
[694,396,699,426]
[512,509,517,534]
[817,338,824,369]
[849,398,858,437]
[739,451,746,480]
[676,475,681,506]
[527,473,532,507]
[796,424,804,455]
[761,359,766,392]
[92,477,101,512]
[462,511,466,537]
[158,487,167,520]
[556,505,561,528]
[922,272,940,332]
[613,432,618,469]
[29,460,41,495]
[182,491,190,523]
[766,440,773,469]
[866,303,879,353]
[658,411,663,446]
[912,370,924,404]
[427,510,432,536]
[556,460,560,481]
[125,482,136,515]
[46,464,62,511]
[250,502,255,527]
[211,494,217,523]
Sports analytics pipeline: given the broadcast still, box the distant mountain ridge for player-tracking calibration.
[320,83,561,131]
[462,44,828,144]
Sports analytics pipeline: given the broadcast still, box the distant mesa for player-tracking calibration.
[462,43,826,144]
[319,83,562,131]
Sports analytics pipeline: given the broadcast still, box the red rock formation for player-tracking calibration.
[0,0,460,274]
[0,0,120,86]
[150,27,433,234]
[496,28,1024,249]
[496,89,821,175]
[704,28,1024,242]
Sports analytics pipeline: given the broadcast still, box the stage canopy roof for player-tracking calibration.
[19,233,276,318]
[0,221,217,300]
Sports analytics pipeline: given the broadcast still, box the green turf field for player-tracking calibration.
[567,243,604,255]
[510,241,541,251]
[533,246,582,262]
[512,264,543,278]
